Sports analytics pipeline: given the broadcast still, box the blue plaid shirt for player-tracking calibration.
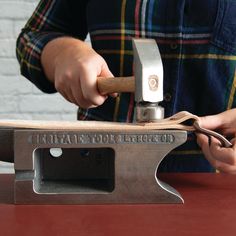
[16,0,236,172]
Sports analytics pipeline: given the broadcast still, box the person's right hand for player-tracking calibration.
[42,37,114,108]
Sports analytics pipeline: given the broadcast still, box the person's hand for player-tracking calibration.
[42,37,114,108]
[196,109,236,173]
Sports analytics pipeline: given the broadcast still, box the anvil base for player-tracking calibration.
[14,129,187,204]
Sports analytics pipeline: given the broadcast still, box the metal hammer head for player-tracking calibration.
[132,39,164,122]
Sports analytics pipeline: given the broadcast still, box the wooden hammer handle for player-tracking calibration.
[97,76,135,95]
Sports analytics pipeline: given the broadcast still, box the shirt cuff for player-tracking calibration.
[17,32,67,93]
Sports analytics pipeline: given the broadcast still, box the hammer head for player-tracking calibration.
[132,38,163,103]
[132,39,164,121]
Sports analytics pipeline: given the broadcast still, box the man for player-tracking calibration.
[16,0,236,172]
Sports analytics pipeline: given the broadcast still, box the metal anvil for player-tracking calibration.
[3,39,188,204]
[14,128,186,204]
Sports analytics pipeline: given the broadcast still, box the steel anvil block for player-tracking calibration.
[14,128,187,204]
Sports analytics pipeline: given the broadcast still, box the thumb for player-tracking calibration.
[198,114,223,130]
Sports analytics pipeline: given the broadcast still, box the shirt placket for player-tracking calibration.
[161,0,186,117]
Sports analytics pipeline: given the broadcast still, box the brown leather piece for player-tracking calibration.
[0,111,198,131]
[1,173,236,235]
[0,111,232,163]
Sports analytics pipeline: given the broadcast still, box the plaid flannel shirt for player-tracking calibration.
[16,0,236,172]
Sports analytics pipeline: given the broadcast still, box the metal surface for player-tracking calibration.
[132,38,164,121]
[136,103,165,122]
[14,129,187,204]
[132,38,163,103]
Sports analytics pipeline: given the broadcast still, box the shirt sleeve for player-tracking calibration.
[16,0,88,93]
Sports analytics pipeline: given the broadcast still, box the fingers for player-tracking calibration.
[198,109,236,135]
[53,44,116,108]
[197,133,236,173]
[209,138,236,165]
[54,60,112,108]
[77,56,117,107]
[198,115,223,131]
[79,63,107,107]
[60,89,77,105]
[56,73,104,108]
[71,76,100,108]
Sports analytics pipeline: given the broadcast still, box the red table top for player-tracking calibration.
[1,173,236,236]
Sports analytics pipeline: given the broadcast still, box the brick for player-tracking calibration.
[31,113,70,121]
[61,113,77,121]
[0,95,18,113]
[0,20,14,39]
[0,39,16,57]
[0,58,20,75]
[18,94,77,113]
[0,0,34,1]
[0,2,37,20]
[0,113,32,119]
[0,75,32,95]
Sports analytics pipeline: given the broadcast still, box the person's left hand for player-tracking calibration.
[196,109,236,173]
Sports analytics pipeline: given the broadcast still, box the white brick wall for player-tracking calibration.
[0,0,78,121]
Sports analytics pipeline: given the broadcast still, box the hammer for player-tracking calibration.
[97,38,164,122]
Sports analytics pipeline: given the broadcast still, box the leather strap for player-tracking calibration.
[0,111,232,147]
[141,111,199,131]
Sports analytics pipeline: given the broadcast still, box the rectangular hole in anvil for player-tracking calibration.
[33,148,115,194]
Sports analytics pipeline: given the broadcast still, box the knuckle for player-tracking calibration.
[79,54,103,70]
[63,70,74,81]
[55,71,75,91]
[55,75,65,86]
[78,59,91,71]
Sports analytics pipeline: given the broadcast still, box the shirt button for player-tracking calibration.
[164,93,172,102]
[170,44,178,50]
